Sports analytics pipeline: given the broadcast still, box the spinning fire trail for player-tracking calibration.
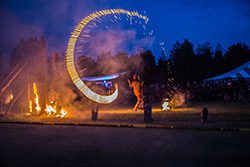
[66,9,150,104]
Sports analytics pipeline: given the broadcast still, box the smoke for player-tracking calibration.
[0,0,72,57]
[75,25,156,107]
[0,1,156,111]
[88,29,135,57]
[0,7,43,56]
[87,28,154,58]
[48,54,83,111]
[171,91,186,108]
[78,26,154,77]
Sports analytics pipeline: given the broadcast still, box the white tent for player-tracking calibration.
[205,61,250,81]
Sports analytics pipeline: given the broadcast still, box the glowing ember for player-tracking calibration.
[4,93,13,104]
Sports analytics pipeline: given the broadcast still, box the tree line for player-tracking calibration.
[1,37,250,88]
[169,39,250,85]
[78,39,250,87]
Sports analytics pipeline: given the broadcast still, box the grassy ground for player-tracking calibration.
[1,102,250,166]
[1,102,250,128]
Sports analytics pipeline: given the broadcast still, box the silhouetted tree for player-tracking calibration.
[10,36,47,67]
[140,50,157,84]
[157,53,167,84]
[8,36,48,89]
[166,59,174,87]
[195,42,214,80]
[157,51,174,86]
[213,44,225,75]
[170,39,196,85]
[40,36,46,48]
[224,43,250,71]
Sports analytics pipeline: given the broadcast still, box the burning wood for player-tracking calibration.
[27,82,68,118]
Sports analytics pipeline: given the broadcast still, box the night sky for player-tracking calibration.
[0,0,250,59]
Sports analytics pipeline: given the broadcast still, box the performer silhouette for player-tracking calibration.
[128,74,144,111]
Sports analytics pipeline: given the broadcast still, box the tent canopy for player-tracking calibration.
[205,61,250,81]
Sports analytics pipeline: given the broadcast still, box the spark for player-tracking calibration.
[66,9,149,104]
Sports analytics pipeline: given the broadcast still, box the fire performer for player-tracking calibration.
[128,74,144,111]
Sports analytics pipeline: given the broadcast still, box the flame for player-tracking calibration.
[45,101,68,118]
[27,83,68,118]
[162,98,170,111]
[4,93,13,104]
[28,83,41,115]
[59,107,67,118]
[33,83,41,112]
[45,104,57,116]
[29,101,32,114]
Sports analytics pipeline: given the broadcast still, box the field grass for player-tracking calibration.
[1,101,250,128]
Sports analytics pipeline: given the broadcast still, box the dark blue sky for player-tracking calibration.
[0,0,250,59]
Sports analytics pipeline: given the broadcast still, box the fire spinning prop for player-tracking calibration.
[66,9,149,104]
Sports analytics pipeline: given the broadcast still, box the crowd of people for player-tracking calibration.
[131,78,250,106]
[188,79,250,102]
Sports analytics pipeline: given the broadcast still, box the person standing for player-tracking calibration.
[128,74,144,111]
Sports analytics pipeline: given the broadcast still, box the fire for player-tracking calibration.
[162,92,186,111]
[162,98,171,111]
[33,83,41,112]
[4,93,13,104]
[28,83,41,115]
[45,104,56,116]
[45,101,67,118]
[60,108,67,117]
[28,83,68,118]
[29,101,32,114]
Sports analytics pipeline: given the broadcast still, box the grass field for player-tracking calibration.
[1,102,250,128]
[1,102,250,167]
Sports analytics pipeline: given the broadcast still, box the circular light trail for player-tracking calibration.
[66,9,149,104]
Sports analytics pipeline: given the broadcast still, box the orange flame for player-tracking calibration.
[33,83,41,112]
[28,83,41,115]
[28,83,68,118]
[4,93,13,104]
[45,101,68,118]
